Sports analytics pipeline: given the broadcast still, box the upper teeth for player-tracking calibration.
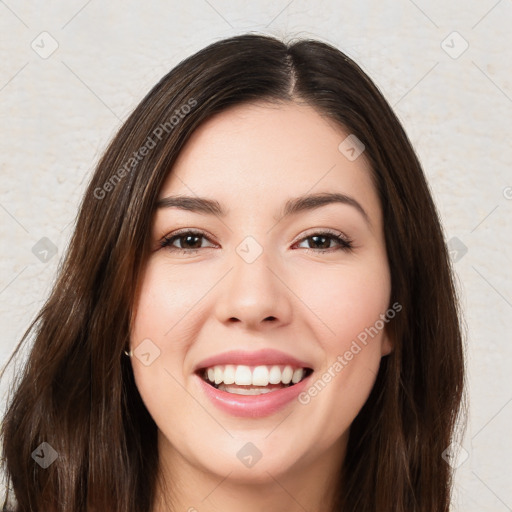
[203,365,306,386]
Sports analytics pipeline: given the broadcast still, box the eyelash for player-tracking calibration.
[160,228,354,255]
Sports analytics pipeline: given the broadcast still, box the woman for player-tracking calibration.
[0,33,466,511]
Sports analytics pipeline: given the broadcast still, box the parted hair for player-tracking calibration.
[1,33,466,512]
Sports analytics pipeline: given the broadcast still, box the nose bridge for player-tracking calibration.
[214,234,293,327]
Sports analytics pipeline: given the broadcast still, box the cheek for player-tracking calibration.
[131,260,208,344]
[295,259,390,425]
[129,263,195,403]
[298,259,391,348]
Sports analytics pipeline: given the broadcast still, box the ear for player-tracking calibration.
[380,329,394,356]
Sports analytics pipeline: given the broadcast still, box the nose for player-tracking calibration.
[213,244,293,331]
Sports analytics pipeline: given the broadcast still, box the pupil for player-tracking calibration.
[183,235,200,248]
[311,235,329,249]
[181,235,332,250]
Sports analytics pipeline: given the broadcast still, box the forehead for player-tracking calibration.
[158,101,380,225]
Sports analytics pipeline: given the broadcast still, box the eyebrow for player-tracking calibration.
[155,192,371,226]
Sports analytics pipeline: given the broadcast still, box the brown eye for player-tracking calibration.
[295,231,353,253]
[160,230,215,254]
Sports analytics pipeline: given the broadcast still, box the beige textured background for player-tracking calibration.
[1,1,511,510]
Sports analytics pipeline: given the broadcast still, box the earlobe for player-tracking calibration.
[381,332,394,356]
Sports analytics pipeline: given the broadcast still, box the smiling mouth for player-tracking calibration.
[196,366,314,395]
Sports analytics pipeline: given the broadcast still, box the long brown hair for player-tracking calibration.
[1,33,466,511]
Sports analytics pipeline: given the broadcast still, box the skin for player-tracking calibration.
[129,100,393,512]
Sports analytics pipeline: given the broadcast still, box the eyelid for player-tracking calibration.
[292,227,348,244]
[159,228,217,248]
[159,227,348,244]
[163,227,214,239]
[159,227,354,254]
[293,228,354,252]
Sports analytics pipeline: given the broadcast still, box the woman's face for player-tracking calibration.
[130,101,393,486]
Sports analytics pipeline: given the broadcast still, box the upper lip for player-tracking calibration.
[194,349,314,373]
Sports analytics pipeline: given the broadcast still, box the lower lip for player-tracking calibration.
[195,372,312,418]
